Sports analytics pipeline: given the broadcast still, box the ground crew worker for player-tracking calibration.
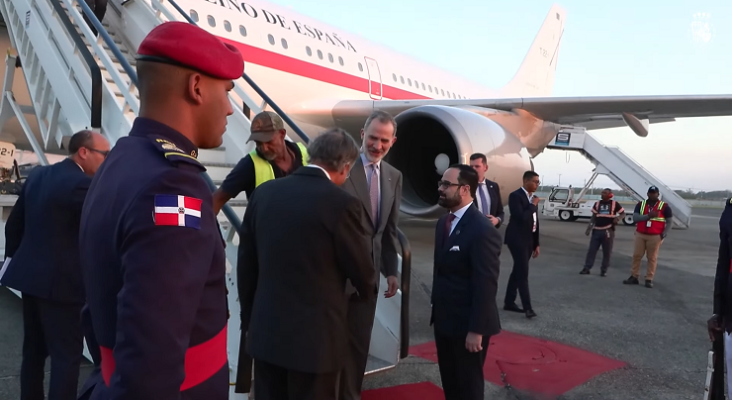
[580,188,625,276]
[77,21,243,399]
[212,111,308,213]
[623,186,673,288]
[707,197,732,398]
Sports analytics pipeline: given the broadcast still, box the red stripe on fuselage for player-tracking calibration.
[217,37,432,101]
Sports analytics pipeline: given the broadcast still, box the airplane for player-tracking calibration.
[5,0,732,219]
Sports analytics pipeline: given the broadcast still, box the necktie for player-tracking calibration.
[369,163,379,227]
[479,183,489,214]
[443,213,456,245]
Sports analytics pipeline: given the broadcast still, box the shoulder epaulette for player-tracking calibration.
[149,136,205,171]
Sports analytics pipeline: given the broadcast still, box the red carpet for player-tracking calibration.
[410,330,626,399]
[362,381,444,399]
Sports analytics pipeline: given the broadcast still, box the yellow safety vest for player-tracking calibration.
[250,142,308,188]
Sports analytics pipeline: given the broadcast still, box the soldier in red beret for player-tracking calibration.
[78,21,243,400]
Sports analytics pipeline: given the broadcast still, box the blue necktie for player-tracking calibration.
[479,183,489,214]
[369,163,379,227]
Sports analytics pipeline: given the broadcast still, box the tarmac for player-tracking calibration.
[0,206,725,399]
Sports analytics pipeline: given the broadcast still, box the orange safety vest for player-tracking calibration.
[636,200,667,235]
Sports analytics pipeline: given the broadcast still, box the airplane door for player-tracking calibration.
[364,57,382,100]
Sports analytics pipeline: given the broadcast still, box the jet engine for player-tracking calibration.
[384,105,533,218]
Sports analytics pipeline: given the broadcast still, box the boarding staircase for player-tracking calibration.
[547,127,693,229]
[0,0,411,397]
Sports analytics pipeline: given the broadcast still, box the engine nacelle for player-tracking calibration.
[385,105,533,218]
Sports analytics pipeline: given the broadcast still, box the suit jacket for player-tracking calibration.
[504,187,540,251]
[238,166,377,374]
[430,204,502,338]
[472,178,505,228]
[341,155,403,288]
[1,158,91,304]
[713,199,732,329]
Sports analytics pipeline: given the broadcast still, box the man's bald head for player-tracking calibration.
[69,130,110,176]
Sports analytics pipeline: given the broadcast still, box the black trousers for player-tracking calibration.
[77,305,101,400]
[504,243,533,311]
[82,0,108,36]
[20,294,83,400]
[434,330,491,400]
[254,359,339,400]
[583,229,615,271]
[338,294,378,400]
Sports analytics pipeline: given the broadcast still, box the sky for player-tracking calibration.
[265,0,732,192]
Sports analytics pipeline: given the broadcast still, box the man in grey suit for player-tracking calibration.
[339,110,403,400]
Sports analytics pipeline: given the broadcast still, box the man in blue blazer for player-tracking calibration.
[2,130,109,400]
[431,164,502,400]
[503,170,541,319]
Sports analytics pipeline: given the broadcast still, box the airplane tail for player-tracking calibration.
[501,4,566,98]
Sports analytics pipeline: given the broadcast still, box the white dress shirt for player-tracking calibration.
[448,202,473,236]
[305,164,331,181]
[521,187,537,233]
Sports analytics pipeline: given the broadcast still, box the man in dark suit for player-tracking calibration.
[431,163,502,400]
[339,110,402,400]
[503,170,541,319]
[469,153,504,228]
[238,128,377,400]
[1,130,109,400]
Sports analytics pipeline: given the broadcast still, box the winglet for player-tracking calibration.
[500,4,566,98]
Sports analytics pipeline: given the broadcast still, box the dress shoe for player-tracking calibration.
[525,309,537,319]
[503,303,524,313]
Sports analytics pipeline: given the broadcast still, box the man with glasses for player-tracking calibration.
[503,171,541,319]
[1,130,109,400]
[212,111,308,214]
[430,164,502,400]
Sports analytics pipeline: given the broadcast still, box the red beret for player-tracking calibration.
[137,22,244,80]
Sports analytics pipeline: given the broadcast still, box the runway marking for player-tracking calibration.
[409,330,627,399]
[362,381,443,399]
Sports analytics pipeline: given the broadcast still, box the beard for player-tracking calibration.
[437,190,461,209]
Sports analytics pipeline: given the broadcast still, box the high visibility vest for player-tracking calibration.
[250,142,308,188]
[636,200,667,235]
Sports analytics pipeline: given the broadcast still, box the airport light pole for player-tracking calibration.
[558,174,562,186]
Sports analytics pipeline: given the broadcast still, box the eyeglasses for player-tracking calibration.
[85,147,109,158]
[437,181,463,189]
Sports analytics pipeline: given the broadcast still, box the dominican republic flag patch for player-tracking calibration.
[154,194,202,229]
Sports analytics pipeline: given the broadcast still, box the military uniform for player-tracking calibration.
[78,21,243,400]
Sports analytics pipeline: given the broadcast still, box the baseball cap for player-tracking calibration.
[247,111,285,143]
[648,186,659,193]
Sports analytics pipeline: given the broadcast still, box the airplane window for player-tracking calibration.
[441,89,445,96]
[328,53,334,63]
[207,15,215,27]
[358,63,363,72]
[317,50,323,60]
[392,74,396,82]
[306,46,312,56]
[268,34,275,45]
[429,85,432,92]
[239,25,247,36]
[224,20,231,32]
[422,83,426,90]
[190,10,199,22]
[338,56,344,66]
[400,76,404,84]
[281,38,288,49]
[407,78,412,86]
[415,80,419,88]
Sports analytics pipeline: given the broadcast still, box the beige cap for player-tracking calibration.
[247,111,285,143]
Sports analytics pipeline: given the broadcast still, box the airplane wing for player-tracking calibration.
[323,94,732,133]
